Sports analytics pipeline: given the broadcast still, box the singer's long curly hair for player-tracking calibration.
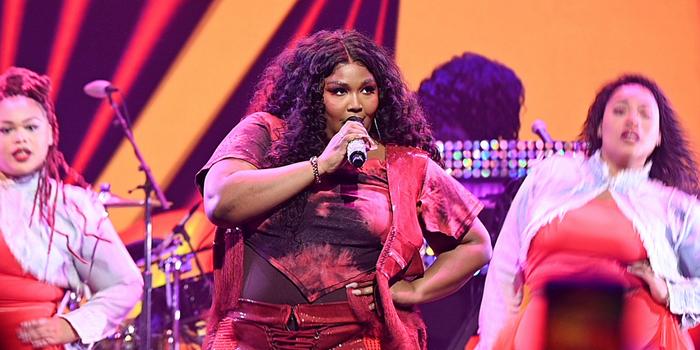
[207,30,441,342]
[247,29,439,237]
[580,74,699,196]
[0,67,88,254]
[250,29,439,165]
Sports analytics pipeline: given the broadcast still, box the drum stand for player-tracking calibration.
[158,203,210,350]
[161,253,190,349]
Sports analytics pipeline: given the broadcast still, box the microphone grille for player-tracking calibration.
[83,79,112,98]
[531,119,547,132]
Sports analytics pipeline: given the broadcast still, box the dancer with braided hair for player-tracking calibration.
[0,67,142,349]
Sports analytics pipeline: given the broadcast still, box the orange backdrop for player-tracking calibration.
[396,1,700,158]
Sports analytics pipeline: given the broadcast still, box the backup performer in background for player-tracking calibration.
[0,67,143,349]
[416,52,527,349]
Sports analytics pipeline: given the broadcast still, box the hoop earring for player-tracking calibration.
[373,118,383,142]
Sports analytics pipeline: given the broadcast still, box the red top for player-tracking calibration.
[495,197,692,349]
[525,196,646,291]
[246,158,391,302]
[0,230,65,350]
[198,113,476,303]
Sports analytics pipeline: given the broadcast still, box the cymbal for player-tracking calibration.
[119,206,216,285]
[96,182,172,208]
[98,192,171,208]
[126,238,184,267]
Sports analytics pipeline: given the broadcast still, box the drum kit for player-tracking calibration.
[91,185,214,350]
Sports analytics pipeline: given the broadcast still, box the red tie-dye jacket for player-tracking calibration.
[197,113,483,349]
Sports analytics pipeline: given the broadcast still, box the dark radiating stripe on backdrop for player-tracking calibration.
[0,0,26,71]
[311,0,352,33]
[47,0,90,100]
[13,0,60,73]
[80,0,214,184]
[344,0,363,29]
[56,1,145,166]
[166,0,401,207]
[164,0,326,206]
[381,0,399,55]
[70,1,183,175]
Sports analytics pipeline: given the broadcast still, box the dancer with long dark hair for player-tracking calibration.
[479,74,699,349]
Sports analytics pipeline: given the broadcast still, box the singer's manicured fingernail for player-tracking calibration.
[345,282,358,288]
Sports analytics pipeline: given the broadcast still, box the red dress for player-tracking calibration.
[495,196,693,349]
[0,230,65,350]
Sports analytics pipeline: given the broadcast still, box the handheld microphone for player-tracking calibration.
[83,80,118,98]
[346,116,367,167]
[531,119,554,143]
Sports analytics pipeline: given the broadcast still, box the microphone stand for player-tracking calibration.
[105,91,171,350]
[170,201,213,291]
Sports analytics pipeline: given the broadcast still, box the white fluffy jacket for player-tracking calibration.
[0,174,143,345]
[478,152,700,349]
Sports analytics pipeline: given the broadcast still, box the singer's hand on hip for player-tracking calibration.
[346,281,378,311]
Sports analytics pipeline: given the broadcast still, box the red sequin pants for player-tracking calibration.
[209,298,382,350]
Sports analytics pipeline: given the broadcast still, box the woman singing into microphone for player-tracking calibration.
[196,29,492,349]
